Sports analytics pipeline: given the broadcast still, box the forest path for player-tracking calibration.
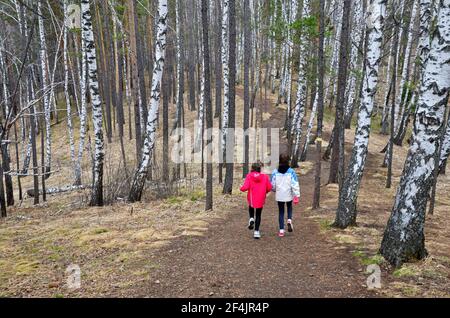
[136,89,374,298]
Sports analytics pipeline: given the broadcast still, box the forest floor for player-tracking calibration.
[0,85,449,297]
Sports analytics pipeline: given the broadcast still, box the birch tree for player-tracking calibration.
[221,0,230,167]
[344,0,365,129]
[75,24,88,186]
[328,0,351,185]
[223,0,236,195]
[63,0,77,185]
[243,0,250,177]
[394,0,419,133]
[128,0,168,202]
[333,0,387,227]
[291,0,311,166]
[37,0,52,177]
[380,0,450,267]
[81,0,104,206]
[173,0,184,133]
[439,115,450,170]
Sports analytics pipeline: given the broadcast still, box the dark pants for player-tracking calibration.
[249,207,263,231]
[277,201,293,230]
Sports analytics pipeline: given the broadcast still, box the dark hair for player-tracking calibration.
[251,162,261,172]
[279,153,290,166]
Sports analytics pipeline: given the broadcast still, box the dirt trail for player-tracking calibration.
[133,89,374,298]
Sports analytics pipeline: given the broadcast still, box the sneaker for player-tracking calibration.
[278,229,285,237]
[254,231,261,239]
[248,218,255,230]
[287,219,293,232]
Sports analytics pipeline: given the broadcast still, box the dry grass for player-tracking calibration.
[0,83,271,297]
[0,180,247,297]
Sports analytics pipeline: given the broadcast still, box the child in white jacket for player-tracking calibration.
[271,153,300,237]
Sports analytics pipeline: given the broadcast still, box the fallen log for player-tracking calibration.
[26,185,88,197]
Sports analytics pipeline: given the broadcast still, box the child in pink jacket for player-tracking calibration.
[240,163,272,239]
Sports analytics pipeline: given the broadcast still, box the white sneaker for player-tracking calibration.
[248,218,255,230]
[287,219,293,232]
[254,231,261,239]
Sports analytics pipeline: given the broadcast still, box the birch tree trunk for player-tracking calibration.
[345,0,365,129]
[223,0,236,195]
[214,0,223,119]
[312,0,326,209]
[63,0,77,185]
[325,0,343,108]
[380,0,450,267]
[221,0,230,164]
[394,0,418,133]
[37,0,52,177]
[328,0,351,185]
[291,0,311,167]
[128,0,168,202]
[386,17,401,188]
[243,0,250,177]
[439,115,450,170]
[194,60,205,153]
[173,0,184,133]
[75,15,89,186]
[186,2,196,112]
[333,0,387,228]
[417,0,434,69]
[381,37,395,135]
[81,0,104,206]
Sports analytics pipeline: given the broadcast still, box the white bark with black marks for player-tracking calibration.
[418,0,434,70]
[81,0,104,206]
[0,40,9,116]
[394,0,418,132]
[173,0,184,133]
[381,0,450,267]
[75,8,89,186]
[63,0,77,185]
[291,0,310,162]
[344,0,364,121]
[221,0,229,158]
[128,0,168,202]
[334,0,387,228]
[37,0,52,175]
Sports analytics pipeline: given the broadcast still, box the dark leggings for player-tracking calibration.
[249,207,263,231]
[277,201,293,230]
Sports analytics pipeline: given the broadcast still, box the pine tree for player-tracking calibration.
[202,0,213,211]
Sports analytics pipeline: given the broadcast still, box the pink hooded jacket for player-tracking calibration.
[240,172,272,209]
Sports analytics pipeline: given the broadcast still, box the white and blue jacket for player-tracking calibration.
[270,167,300,202]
